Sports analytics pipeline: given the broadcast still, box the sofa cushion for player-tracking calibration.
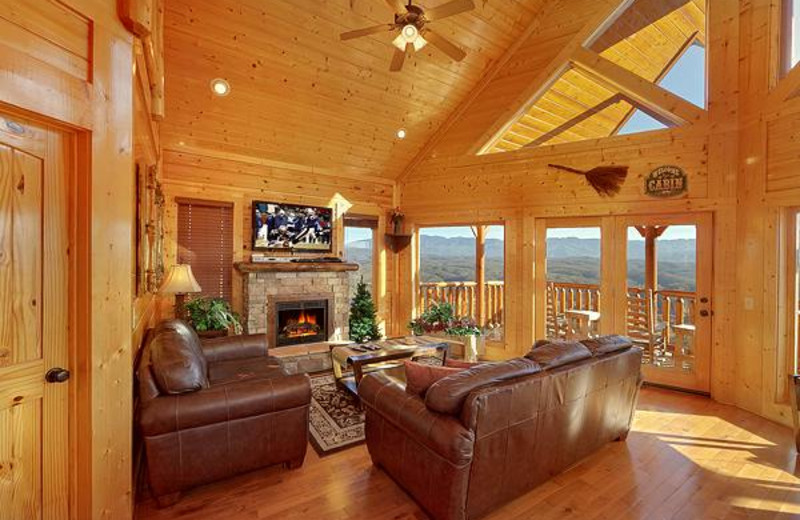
[404,361,463,396]
[525,340,592,370]
[581,335,633,355]
[425,358,542,416]
[149,321,210,394]
[208,357,285,386]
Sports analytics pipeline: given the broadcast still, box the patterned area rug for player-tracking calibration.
[309,374,365,456]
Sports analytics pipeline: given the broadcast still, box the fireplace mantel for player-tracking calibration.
[235,261,359,273]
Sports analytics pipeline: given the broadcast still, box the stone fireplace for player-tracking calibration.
[237,262,357,348]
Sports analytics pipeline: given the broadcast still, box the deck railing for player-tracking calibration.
[418,281,504,327]
[417,280,696,347]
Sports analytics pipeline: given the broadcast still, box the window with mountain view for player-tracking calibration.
[344,219,375,299]
[418,225,505,340]
[545,227,602,340]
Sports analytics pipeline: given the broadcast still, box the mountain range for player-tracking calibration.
[345,236,697,291]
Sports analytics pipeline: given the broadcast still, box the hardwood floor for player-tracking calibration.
[135,388,800,519]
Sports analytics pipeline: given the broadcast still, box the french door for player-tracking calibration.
[0,112,71,518]
[613,213,713,393]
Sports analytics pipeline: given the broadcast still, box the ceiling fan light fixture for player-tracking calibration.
[392,24,427,51]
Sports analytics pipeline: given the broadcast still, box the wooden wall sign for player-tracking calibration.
[644,165,688,197]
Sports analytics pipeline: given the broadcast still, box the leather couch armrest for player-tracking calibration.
[359,373,474,465]
[140,373,310,436]
[200,334,269,363]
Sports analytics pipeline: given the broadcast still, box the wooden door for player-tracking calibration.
[613,213,713,393]
[0,113,71,519]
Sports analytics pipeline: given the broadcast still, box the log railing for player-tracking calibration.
[418,281,504,328]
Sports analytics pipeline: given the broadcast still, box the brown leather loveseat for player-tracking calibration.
[359,335,643,520]
[136,320,311,506]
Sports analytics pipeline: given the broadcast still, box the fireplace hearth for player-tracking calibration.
[274,298,329,347]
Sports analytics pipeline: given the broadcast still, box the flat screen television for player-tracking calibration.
[252,201,333,252]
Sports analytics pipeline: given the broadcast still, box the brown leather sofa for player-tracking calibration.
[359,335,643,520]
[136,320,311,506]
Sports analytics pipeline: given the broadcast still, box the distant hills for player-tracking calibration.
[345,236,697,292]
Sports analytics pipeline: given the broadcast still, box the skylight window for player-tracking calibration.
[617,110,668,135]
[659,43,706,108]
[617,43,705,136]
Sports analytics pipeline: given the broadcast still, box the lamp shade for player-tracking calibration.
[160,264,202,295]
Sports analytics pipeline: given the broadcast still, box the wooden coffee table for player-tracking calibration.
[330,336,451,395]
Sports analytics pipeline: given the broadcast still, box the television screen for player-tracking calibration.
[252,201,333,252]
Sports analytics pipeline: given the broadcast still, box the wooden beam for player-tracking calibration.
[570,47,707,126]
[395,5,554,182]
[524,94,626,148]
[474,0,636,156]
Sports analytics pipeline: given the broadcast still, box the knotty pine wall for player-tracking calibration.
[0,1,137,517]
[160,147,398,335]
[397,0,800,428]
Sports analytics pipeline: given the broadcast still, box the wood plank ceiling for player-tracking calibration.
[485,0,706,153]
[162,0,546,179]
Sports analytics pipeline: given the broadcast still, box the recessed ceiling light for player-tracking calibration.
[396,128,407,139]
[210,78,230,96]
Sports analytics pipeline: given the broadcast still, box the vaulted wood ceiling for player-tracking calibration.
[162,0,546,179]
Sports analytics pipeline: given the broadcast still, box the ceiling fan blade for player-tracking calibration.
[424,0,475,21]
[390,43,411,72]
[340,24,395,41]
[421,29,467,62]
[385,0,407,12]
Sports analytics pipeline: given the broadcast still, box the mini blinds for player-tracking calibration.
[176,198,234,302]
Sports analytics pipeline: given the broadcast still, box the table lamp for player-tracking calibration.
[160,264,202,319]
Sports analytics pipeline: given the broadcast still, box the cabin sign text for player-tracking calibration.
[645,165,687,198]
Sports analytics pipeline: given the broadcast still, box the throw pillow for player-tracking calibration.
[404,361,463,396]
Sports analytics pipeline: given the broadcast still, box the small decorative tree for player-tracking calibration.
[349,278,381,343]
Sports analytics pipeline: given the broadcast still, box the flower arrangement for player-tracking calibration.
[408,302,481,337]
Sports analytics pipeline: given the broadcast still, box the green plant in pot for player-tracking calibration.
[184,297,243,337]
[408,302,483,361]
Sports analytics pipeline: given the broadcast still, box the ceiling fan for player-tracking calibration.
[340,0,475,72]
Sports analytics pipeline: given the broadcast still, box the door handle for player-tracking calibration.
[45,368,70,384]
[699,309,710,318]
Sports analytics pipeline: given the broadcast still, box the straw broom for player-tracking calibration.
[547,163,628,197]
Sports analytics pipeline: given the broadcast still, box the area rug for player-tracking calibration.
[308,373,365,456]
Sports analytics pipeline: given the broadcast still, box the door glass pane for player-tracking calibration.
[419,227,477,321]
[344,226,373,298]
[484,225,505,341]
[626,224,697,372]
[545,227,602,340]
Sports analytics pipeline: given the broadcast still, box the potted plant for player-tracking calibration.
[408,302,484,361]
[184,297,243,338]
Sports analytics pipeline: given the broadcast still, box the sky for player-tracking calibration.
[618,43,706,135]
